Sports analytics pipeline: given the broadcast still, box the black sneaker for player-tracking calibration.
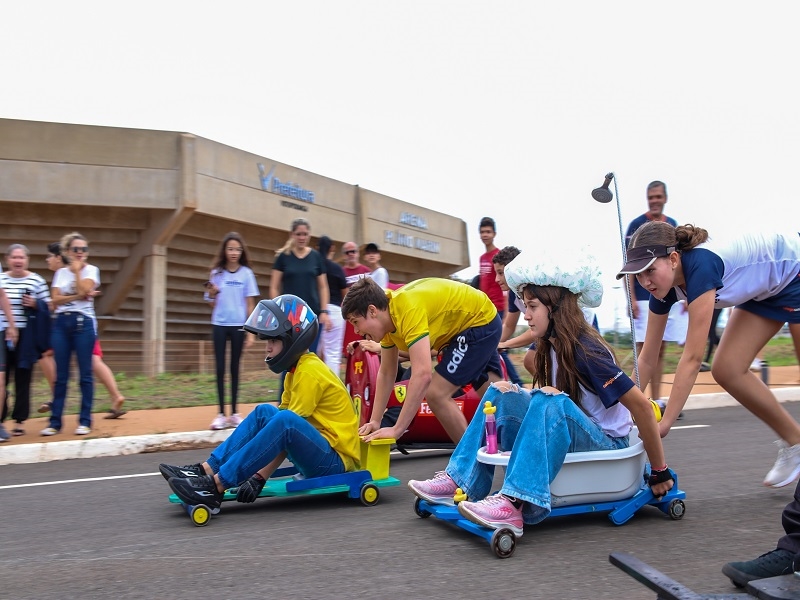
[159,462,204,481]
[168,475,224,509]
[722,548,795,587]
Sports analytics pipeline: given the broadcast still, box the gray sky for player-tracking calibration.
[3,1,798,330]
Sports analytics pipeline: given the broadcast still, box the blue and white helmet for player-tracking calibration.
[243,295,319,373]
[504,245,603,309]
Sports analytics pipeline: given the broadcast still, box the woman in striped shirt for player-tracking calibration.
[1,244,51,436]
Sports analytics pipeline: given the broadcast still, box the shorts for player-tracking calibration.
[93,340,103,358]
[434,315,503,388]
[0,335,5,370]
[634,300,688,344]
[737,273,800,324]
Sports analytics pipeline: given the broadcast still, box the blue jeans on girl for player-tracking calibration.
[445,385,629,524]
[50,312,96,430]
[207,403,345,489]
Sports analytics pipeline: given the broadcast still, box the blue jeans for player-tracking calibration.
[51,312,96,430]
[446,385,629,524]
[207,403,345,488]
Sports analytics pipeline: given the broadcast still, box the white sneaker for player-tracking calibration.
[750,358,763,372]
[210,413,227,431]
[228,413,243,428]
[764,440,800,488]
[40,427,59,436]
[75,425,91,435]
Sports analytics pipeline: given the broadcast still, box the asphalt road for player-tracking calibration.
[3,403,800,600]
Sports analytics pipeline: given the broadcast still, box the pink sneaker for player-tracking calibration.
[457,493,524,536]
[210,413,227,431]
[407,471,459,506]
[228,413,243,428]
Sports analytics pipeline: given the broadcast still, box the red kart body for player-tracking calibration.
[345,342,504,445]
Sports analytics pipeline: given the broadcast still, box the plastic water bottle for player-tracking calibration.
[483,401,498,454]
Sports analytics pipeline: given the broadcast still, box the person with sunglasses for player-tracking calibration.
[42,232,99,436]
[340,241,372,359]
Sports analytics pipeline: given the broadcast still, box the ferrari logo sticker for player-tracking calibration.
[394,385,406,403]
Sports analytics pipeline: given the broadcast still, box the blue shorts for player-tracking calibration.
[435,315,503,388]
[738,273,800,324]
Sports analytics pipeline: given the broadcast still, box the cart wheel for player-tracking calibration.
[668,499,685,520]
[491,528,516,559]
[360,484,380,507]
[414,497,431,518]
[190,504,211,527]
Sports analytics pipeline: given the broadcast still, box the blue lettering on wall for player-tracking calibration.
[257,163,316,204]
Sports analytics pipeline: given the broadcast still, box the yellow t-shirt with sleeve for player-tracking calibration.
[380,278,498,352]
[281,352,360,471]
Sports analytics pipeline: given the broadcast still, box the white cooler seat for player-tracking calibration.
[476,428,646,507]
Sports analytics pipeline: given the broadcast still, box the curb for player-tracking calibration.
[2,389,799,466]
[0,429,233,466]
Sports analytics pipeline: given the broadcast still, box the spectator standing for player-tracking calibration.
[363,243,389,289]
[0,244,51,436]
[270,218,331,397]
[478,218,519,383]
[43,232,98,436]
[477,217,506,315]
[624,181,687,404]
[37,242,127,419]
[0,287,18,442]
[205,232,260,431]
[341,241,371,355]
[316,236,347,376]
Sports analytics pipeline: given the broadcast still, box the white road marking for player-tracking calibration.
[0,472,160,490]
[0,429,707,491]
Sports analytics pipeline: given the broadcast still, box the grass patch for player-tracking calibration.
[20,336,798,415]
[27,369,283,416]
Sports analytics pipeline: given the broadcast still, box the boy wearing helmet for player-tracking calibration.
[160,295,360,508]
[408,247,672,537]
[341,277,504,444]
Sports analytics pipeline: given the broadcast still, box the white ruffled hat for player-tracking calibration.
[504,246,604,309]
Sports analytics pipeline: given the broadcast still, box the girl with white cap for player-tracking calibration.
[408,246,672,537]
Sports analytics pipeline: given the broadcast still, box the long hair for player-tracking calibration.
[276,218,311,256]
[525,285,616,406]
[211,232,251,273]
[629,221,709,253]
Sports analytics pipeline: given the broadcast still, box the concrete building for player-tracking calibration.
[0,118,469,375]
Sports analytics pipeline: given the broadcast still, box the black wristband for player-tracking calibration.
[648,465,673,487]
[319,310,329,314]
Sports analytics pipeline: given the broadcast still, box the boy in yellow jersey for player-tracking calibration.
[341,277,503,443]
[161,295,360,508]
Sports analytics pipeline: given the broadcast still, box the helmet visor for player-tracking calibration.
[244,302,284,339]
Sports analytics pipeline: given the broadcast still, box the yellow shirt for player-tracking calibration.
[381,278,498,352]
[282,353,360,471]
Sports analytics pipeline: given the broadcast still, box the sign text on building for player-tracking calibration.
[258,163,316,204]
[384,230,441,254]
